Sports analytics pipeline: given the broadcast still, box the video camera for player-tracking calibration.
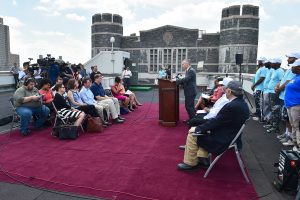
[37,54,56,69]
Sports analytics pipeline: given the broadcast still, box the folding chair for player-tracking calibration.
[9,97,20,132]
[203,120,250,183]
[51,102,84,136]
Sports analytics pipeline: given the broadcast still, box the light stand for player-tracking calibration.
[110,37,115,74]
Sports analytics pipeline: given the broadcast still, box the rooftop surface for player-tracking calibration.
[0,89,295,200]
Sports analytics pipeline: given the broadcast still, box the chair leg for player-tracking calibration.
[51,116,58,136]
[204,154,223,178]
[235,147,250,183]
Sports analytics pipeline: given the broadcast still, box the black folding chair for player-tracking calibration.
[204,120,250,183]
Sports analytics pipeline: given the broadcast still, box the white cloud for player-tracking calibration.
[12,0,17,5]
[258,25,300,59]
[31,30,65,36]
[65,13,86,21]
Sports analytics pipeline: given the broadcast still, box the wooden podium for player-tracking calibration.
[158,79,179,126]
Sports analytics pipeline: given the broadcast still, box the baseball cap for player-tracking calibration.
[227,81,243,96]
[221,77,234,87]
[270,58,282,63]
[286,52,300,59]
[290,59,300,67]
[257,57,267,63]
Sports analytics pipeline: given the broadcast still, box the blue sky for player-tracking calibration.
[1,0,300,66]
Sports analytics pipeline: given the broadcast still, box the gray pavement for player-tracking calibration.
[0,89,296,200]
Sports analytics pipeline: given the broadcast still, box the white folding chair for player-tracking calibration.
[204,120,250,183]
[51,102,84,136]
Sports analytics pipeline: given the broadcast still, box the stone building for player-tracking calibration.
[91,4,259,74]
[0,18,20,71]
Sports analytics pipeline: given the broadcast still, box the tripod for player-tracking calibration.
[238,63,253,109]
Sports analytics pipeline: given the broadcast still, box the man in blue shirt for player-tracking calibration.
[90,74,125,123]
[251,57,267,121]
[276,53,299,145]
[284,59,300,152]
[265,58,284,134]
[262,60,274,123]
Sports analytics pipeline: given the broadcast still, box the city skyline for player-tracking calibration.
[0,0,299,67]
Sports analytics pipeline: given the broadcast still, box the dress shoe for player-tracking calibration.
[102,124,108,128]
[178,145,186,150]
[198,157,210,169]
[129,108,135,111]
[21,130,30,136]
[113,118,124,124]
[118,116,125,120]
[183,119,189,123]
[177,163,201,171]
[103,121,111,126]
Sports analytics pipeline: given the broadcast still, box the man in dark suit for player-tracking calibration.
[176,59,197,119]
[177,81,249,171]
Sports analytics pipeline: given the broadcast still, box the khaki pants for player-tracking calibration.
[98,98,120,119]
[183,133,209,166]
[287,105,300,146]
[94,101,110,122]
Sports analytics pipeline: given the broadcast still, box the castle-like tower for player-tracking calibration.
[90,4,259,74]
[91,13,123,57]
[219,5,259,73]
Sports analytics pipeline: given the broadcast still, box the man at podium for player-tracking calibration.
[176,59,197,120]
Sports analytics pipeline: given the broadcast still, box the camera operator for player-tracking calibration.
[60,63,74,80]
[18,62,31,87]
[33,66,42,87]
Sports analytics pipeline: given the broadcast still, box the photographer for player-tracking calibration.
[18,62,31,87]
[13,77,50,136]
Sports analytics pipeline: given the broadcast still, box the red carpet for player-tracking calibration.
[0,103,257,200]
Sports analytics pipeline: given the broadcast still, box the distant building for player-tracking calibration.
[0,17,19,71]
[91,5,259,74]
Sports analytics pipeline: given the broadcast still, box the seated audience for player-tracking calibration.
[67,78,109,126]
[90,74,125,123]
[113,76,142,107]
[39,78,54,110]
[13,77,50,136]
[111,77,132,111]
[80,77,124,124]
[188,77,233,127]
[53,83,85,127]
[195,77,224,110]
[177,81,249,171]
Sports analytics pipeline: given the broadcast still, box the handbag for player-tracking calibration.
[86,117,103,133]
[53,125,79,140]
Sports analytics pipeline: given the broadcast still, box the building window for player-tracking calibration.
[148,48,187,74]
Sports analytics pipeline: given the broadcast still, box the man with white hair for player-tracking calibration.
[251,57,267,121]
[176,59,197,120]
[265,58,284,134]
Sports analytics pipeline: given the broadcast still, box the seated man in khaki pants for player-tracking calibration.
[177,81,249,171]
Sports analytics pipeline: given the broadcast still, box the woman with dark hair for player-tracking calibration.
[111,76,132,111]
[53,83,85,127]
[66,78,108,125]
[39,78,54,111]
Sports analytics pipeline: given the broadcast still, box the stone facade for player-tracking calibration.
[0,18,20,71]
[91,4,259,74]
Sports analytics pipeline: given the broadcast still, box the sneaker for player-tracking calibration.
[280,137,290,143]
[292,146,300,152]
[263,124,272,129]
[277,133,286,139]
[266,127,279,134]
[252,116,259,121]
[282,140,295,146]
